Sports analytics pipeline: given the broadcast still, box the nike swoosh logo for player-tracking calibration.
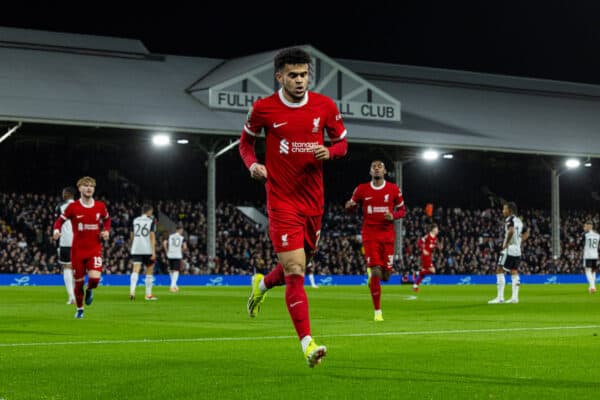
[289,301,304,308]
[365,197,373,200]
[273,122,288,128]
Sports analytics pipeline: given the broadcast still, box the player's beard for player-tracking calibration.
[284,85,306,102]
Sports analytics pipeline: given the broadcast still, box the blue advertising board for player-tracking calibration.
[0,274,590,286]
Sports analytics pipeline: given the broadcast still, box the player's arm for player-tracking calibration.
[239,102,267,180]
[52,203,72,240]
[162,239,168,253]
[150,231,156,260]
[182,239,188,253]
[100,204,111,240]
[345,186,360,211]
[503,227,514,249]
[521,227,530,242]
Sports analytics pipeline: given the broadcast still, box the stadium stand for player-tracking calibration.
[0,192,595,275]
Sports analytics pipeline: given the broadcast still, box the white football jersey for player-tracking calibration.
[57,199,74,247]
[583,230,599,260]
[166,232,185,259]
[504,215,523,257]
[130,214,156,255]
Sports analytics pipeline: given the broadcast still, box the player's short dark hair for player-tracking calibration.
[504,201,518,214]
[430,223,438,232]
[274,47,312,72]
[585,220,594,227]
[62,186,76,197]
[142,204,153,214]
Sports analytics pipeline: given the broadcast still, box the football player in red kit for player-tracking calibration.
[240,47,348,367]
[413,224,439,292]
[345,160,406,321]
[53,176,110,319]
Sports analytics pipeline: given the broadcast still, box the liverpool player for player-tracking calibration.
[345,160,406,321]
[240,47,348,367]
[53,176,110,319]
[413,224,439,292]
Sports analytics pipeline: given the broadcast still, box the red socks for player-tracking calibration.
[74,279,84,308]
[285,274,311,339]
[264,263,285,289]
[416,269,430,285]
[369,275,381,310]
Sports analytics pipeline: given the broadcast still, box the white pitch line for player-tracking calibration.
[1,325,598,348]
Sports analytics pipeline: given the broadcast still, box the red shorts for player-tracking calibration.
[71,250,103,280]
[421,257,434,269]
[268,208,322,253]
[363,240,394,270]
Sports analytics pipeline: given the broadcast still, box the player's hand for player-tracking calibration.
[249,163,267,181]
[428,267,436,274]
[52,229,61,240]
[100,230,109,240]
[312,145,330,160]
[384,211,394,221]
[423,249,429,256]
[345,200,357,209]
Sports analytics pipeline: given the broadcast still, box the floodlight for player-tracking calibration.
[565,159,580,169]
[422,150,439,161]
[152,134,171,146]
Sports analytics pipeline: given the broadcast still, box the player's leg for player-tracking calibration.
[584,260,597,293]
[71,253,85,318]
[144,257,157,300]
[60,247,75,304]
[506,257,520,303]
[489,252,507,304]
[130,258,142,300]
[169,259,180,292]
[306,262,319,288]
[413,259,431,291]
[364,240,383,320]
[85,256,102,306]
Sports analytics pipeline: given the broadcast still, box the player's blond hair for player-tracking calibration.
[77,176,96,187]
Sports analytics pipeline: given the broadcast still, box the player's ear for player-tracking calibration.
[275,71,283,85]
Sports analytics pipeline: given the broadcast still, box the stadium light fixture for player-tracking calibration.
[442,153,454,159]
[422,149,439,161]
[565,158,580,169]
[584,161,592,167]
[152,134,171,146]
[176,139,189,144]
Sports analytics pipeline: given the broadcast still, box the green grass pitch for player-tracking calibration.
[1,284,599,399]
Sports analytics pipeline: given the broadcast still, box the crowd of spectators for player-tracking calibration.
[1,192,597,276]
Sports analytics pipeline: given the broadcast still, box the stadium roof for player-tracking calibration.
[1,26,600,157]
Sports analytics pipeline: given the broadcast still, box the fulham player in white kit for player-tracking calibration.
[582,221,598,294]
[129,205,158,300]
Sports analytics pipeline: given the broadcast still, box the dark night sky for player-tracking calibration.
[2,1,600,84]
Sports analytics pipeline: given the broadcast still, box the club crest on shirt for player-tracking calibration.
[281,233,289,247]
[312,117,320,133]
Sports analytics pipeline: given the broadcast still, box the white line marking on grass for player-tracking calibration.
[1,325,598,348]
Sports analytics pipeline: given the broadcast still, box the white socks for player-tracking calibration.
[170,271,179,288]
[130,272,139,294]
[63,268,74,300]
[300,335,313,353]
[308,273,318,287]
[585,268,596,289]
[145,275,153,296]
[511,274,520,300]
[258,278,268,293]
[496,273,505,300]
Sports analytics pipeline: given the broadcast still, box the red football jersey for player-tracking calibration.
[54,199,110,255]
[351,181,404,238]
[244,89,347,215]
[418,233,438,265]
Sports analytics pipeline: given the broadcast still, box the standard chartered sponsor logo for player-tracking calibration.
[279,139,319,155]
[279,139,289,154]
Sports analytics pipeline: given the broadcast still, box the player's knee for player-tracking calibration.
[283,262,304,275]
[371,266,383,278]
